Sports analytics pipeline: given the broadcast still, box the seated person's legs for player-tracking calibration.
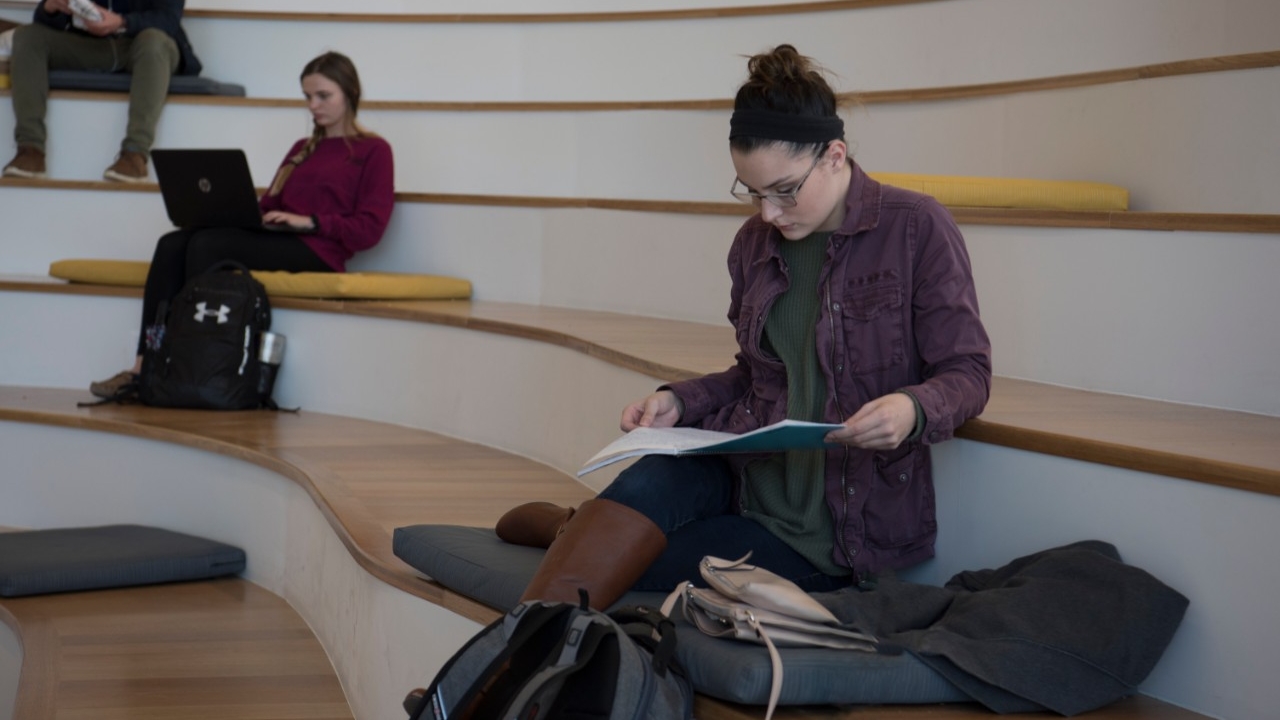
[105,29,180,182]
[638,514,853,593]
[515,454,851,607]
[5,23,116,177]
[516,455,757,609]
[601,454,852,592]
[181,228,332,278]
[138,229,196,353]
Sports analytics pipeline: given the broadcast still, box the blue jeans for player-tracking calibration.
[598,454,852,593]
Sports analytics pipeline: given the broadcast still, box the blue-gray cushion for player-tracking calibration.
[48,70,246,96]
[0,524,246,597]
[393,524,542,610]
[392,523,967,707]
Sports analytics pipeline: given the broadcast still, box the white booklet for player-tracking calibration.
[577,419,843,477]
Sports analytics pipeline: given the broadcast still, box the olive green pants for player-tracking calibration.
[10,23,179,156]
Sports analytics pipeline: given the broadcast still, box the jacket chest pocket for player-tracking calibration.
[838,280,906,374]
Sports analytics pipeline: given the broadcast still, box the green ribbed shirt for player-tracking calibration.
[741,231,848,577]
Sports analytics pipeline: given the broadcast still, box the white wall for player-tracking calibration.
[177,0,1280,102]
[919,440,1280,720]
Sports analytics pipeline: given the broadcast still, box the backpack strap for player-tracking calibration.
[435,602,577,720]
[500,612,612,719]
[609,605,682,678]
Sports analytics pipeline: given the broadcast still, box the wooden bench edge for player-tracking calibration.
[0,404,504,626]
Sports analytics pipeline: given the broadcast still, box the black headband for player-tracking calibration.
[729,109,844,144]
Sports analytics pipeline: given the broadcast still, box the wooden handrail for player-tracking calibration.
[3,50,1275,111]
[3,176,1278,234]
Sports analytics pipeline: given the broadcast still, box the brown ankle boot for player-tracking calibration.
[519,498,667,610]
[495,502,575,548]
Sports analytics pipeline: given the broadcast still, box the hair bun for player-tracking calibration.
[746,44,811,87]
[735,44,838,121]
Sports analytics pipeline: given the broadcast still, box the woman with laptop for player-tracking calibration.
[90,50,394,398]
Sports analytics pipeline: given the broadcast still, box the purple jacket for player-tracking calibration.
[665,162,992,576]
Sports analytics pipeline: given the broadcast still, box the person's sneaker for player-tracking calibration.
[89,371,138,399]
[103,150,148,183]
[2,146,47,179]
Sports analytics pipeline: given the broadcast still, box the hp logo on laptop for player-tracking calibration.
[198,178,212,193]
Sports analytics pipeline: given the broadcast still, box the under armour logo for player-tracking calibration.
[194,302,231,324]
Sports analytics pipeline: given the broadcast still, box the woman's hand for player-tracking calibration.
[620,390,682,432]
[262,210,316,231]
[825,393,917,450]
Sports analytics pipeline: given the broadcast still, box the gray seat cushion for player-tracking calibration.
[48,70,246,96]
[0,524,246,597]
[392,523,967,708]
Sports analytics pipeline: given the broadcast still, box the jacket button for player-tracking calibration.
[835,363,843,372]
[847,486,855,495]
[832,302,842,312]
[898,473,908,483]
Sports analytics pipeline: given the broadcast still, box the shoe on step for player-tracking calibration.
[103,150,148,183]
[495,502,576,548]
[90,371,138,399]
[3,146,47,179]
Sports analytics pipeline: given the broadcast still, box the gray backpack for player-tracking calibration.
[407,594,692,720]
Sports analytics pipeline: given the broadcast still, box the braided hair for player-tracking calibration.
[266,51,368,197]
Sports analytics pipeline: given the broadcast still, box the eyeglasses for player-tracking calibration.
[730,147,827,208]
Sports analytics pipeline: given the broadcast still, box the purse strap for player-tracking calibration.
[662,582,786,720]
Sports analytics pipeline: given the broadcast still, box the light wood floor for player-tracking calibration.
[0,578,352,720]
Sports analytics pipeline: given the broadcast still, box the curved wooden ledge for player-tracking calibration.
[0,385,591,626]
[1,279,1277,499]
[3,177,1277,234]
[3,50,1274,112]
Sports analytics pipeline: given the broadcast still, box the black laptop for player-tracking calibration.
[150,148,303,233]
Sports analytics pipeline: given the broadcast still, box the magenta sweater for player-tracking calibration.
[258,135,395,271]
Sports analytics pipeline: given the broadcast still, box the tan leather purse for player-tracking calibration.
[663,554,877,720]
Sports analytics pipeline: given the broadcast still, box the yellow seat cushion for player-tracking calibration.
[867,172,1130,212]
[48,259,472,300]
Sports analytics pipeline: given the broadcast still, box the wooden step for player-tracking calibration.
[0,577,352,720]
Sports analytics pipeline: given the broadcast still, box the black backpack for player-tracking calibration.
[406,593,692,720]
[138,261,277,410]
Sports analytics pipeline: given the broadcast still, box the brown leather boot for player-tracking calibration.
[495,502,576,548]
[520,498,667,611]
